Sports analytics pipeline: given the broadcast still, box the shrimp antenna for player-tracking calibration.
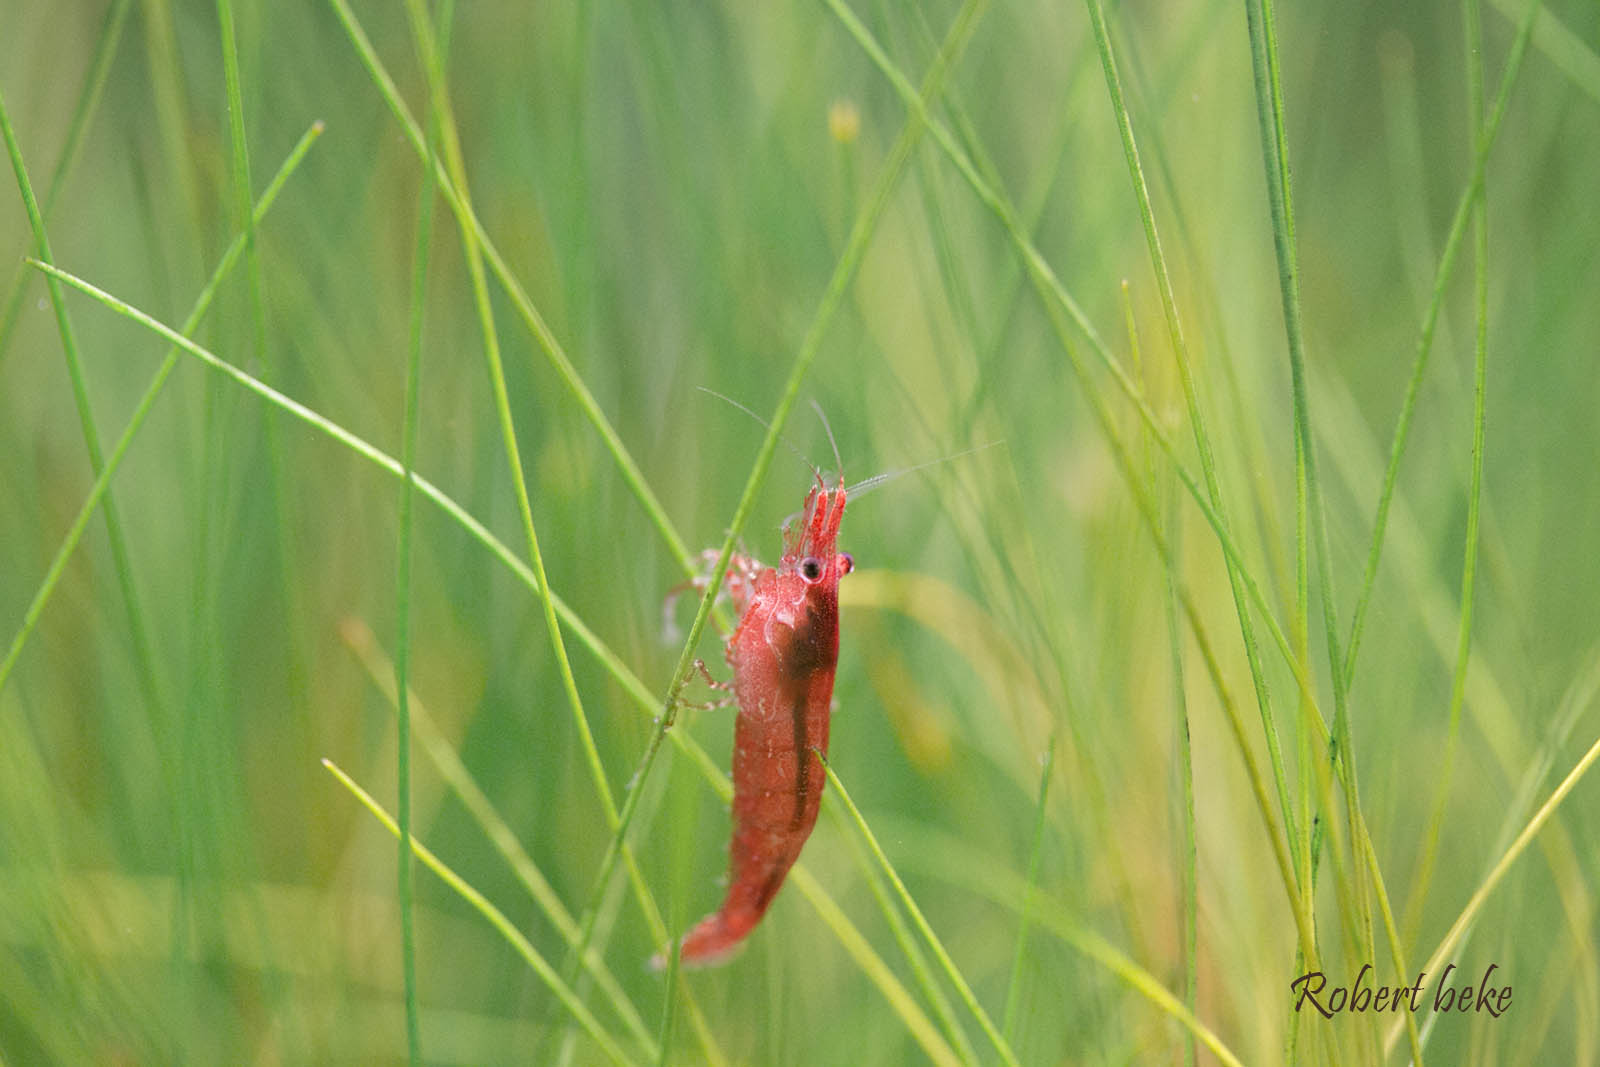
[810,399,845,481]
[696,387,821,480]
[845,441,1005,499]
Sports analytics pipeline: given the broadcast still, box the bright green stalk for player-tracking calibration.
[1085,0,1295,840]
[1164,485,1200,1067]
[1239,0,1378,978]
[891,824,1248,1067]
[821,757,1020,1067]
[394,1,671,1050]
[833,799,980,1066]
[823,0,1329,748]
[390,1,446,1059]
[1084,0,1301,891]
[342,622,661,1059]
[1383,729,1600,1057]
[322,761,637,1067]
[1403,0,1495,955]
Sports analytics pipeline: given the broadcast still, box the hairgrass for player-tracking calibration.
[4,0,1599,1062]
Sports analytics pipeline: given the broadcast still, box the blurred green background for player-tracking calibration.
[2,0,1598,1063]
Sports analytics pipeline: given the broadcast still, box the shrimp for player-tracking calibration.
[672,471,854,967]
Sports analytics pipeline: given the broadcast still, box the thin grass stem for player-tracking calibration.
[1402,0,1496,957]
[390,1,446,1057]
[824,0,1328,759]
[321,761,637,1067]
[832,795,981,1065]
[1342,0,1542,690]
[1383,727,1600,1056]
[326,0,699,576]
[392,11,718,1061]
[0,122,324,700]
[1083,0,1299,870]
[0,85,167,744]
[0,0,133,367]
[340,621,662,1060]
[1000,734,1054,1049]
[1241,0,1384,1000]
[821,756,1021,1067]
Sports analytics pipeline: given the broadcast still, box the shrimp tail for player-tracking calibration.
[649,905,759,971]
[679,906,760,967]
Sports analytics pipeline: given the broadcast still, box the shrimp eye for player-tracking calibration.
[838,552,854,575]
[799,556,824,583]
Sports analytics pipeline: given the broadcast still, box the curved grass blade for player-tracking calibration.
[821,756,1021,1067]
[886,819,1248,1067]
[1403,0,1496,956]
[1383,727,1600,1056]
[1240,0,1380,1011]
[1082,0,1299,878]
[340,620,662,1061]
[321,760,637,1067]
[394,7,665,1035]
[829,799,980,1066]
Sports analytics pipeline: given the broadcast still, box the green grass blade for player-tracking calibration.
[320,760,638,1067]
[390,4,444,1059]
[1487,0,1600,102]
[1383,726,1600,1057]
[215,0,265,363]
[1000,734,1054,1050]
[325,0,698,575]
[1084,0,1301,887]
[1404,0,1498,946]
[1240,0,1379,981]
[821,756,1021,1067]
[0,0,132,367]
[0,121,323,700]
[394,1,651,1018]
[0,83,167,738]
[889,822,1248,1067]
[824,0,1326,744]
[786,865,963,1067]
[1163,483,1200,1067]
[1341,0,1542,689]
[340,621,662,1060]
[830,799,980,1066]
[1390,11,1494,1061]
